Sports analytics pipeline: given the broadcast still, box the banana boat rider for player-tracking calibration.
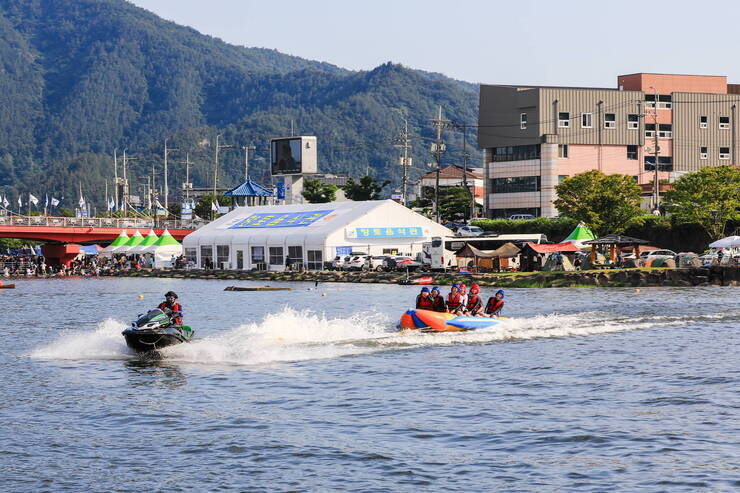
[446,284,464,313]
[462,284,483,316]
[416,287,435,310]
[158,291,184,326]
[482,289,505,317]
[429,286,447,312]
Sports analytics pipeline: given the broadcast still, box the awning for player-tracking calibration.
[525,242,581,254]
[583,234,650,246]
[489,242,521,258]
[455,242,520,258]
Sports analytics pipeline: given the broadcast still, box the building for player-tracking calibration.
[182,200,452,271]
[478,73,740,218]
[419,165,484,212]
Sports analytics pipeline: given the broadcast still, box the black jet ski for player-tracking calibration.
[122,308,195,353]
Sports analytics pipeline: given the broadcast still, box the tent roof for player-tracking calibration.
[456,242,520,258]
[708,235,740,248]
[224,179,273,197]
[526,242,581,253]
[153,229,181,246]
[123,230,145,247]
[108,231,129,247]
[583,234,649,246]
[564,223,596,242]
[489,242,521,257]
[79,244,102,255]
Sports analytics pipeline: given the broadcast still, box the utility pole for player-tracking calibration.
[453,122,475,220]
[431,106,451,223]
[213,134,236,220]
[649,86,660,214]
[113,148,118,211]
[180,153,192,202]
[242,144,256,181]
[394,110,412,206]
[163,139,179,212]
[121,149,138,214]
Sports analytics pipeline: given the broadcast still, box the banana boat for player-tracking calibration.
[398,309,506,332]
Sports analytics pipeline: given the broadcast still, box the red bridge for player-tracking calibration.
[0,215,197,243]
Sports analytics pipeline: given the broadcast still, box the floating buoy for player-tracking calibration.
[322,293,327,297]
[634,288,640,293]
[138,294,145,299]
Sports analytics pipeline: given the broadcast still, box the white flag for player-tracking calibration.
[45,194,49,208]
[51,196,60,207]
[2,196,8,208]
[18,196,22,208]
[107,198,114,211]
[211,201,218,212]
[79,196,86,208]
[29,194,39,206]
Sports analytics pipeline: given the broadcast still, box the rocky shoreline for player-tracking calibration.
[114,266,739,288]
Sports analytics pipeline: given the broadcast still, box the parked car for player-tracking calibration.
[363,255,388,271]
[456,225,485,237]
[509,214,536,220]
[331,255,351,270]
[443,221,466,233]
[640,249,677,260]
[346,255,369,271]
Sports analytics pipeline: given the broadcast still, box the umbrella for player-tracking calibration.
[708,235,740,248]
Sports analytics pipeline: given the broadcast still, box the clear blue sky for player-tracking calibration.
[130,0,740,87]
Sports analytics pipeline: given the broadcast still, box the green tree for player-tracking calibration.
[554,170,642,236]
[664,165,740,240]
[436,186,470,221]
[194,193,232,219]
[343,176,390,201]
[301,178,337,203]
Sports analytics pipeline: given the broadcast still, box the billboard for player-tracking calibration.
[270,136,317,175]
[229,210,334,229]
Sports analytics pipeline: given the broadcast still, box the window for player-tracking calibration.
[645,123,655,138]
[306,250,323,270]
[581,112,592,128]
[558,112,570,128]
[287,246,303,269]
[645,94,672,109]
[184,247,196,260]
[491,176,541,194]
[558,144,569,158]
[700,147,708,160]
[520,113,527,130]
[558,175,569,184]
[658,124,672,138]
[491,144,541,162]
[251,246,266,270]
[719,116,730,130]
[627,145,638,160]
[236,250,244,270]
[383,248,399,255]
[604,113,616,129]
[719,147,730,159]
[200,245,213,269]
[700,116,708,129]
[627,114,639,130]
[644,156,673,171]
[216,245,230,269]
[269,247,284,266]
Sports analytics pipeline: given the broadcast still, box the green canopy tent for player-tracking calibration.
[562,223,596,248]
[128,229,159,255]
[142,229,183,268]
[101,230,130,256]
[116,230,145,254]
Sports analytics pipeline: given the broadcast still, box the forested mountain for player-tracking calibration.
[0,0,479,209]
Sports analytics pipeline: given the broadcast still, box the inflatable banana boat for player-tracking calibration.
[399,309,505,332]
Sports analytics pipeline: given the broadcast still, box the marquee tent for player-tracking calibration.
[127,229,159,255]
[115,230,145,254]
[101,230,129,256]
[562,223,596,248]
[142,229,183,268]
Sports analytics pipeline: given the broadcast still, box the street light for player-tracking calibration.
[649,86,660,215]
[212,134,236,220]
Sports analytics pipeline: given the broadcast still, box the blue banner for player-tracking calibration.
[336,246,352,256]
[355,227,424,238]
[229,210,334,229]
[276,181,285,200]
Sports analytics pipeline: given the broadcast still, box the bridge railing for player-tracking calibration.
[0,215,200,230]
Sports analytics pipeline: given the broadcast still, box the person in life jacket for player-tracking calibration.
[415,287,435,310]
[458,283,468,310]
[446,284,464,313]
[158,291,183,326]
[483,289,505,317]
[429,286,447,312]
[464,284,483,316]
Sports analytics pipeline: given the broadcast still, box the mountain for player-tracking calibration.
[0,0,479,209]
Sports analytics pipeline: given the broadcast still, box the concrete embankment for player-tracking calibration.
[116,266,739,287]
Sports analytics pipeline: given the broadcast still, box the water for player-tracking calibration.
[1,278,739,492]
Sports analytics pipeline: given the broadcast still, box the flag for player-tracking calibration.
[18,195,22,208]
[51,196,60,207]
[2,196,8,208]
[79,196,86,208]
[29,193,39,206]
[107,198,115,211]
[211,201,218,212]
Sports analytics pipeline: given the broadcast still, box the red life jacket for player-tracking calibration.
[158,301,183,324]
[485,298,504,316]
[447,292,462,311]
[466,294,482,314]
[416,294,434,310]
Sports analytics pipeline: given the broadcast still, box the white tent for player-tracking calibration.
[142,229,183,268]
[708,235,740,248]
[183,199,453,271]
[128,229,159,255]
[115,230,145,254]
[101,230,129,257]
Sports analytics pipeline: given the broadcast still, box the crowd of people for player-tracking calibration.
[415,283,505,317]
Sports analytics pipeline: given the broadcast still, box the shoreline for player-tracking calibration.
[107,266,739,288]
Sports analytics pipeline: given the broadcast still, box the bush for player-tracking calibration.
[471,217,579,242]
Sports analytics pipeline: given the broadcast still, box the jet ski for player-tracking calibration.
[122,308,195,353]
[398,308,506,332]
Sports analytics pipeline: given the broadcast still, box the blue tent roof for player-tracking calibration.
[224,179,273,197]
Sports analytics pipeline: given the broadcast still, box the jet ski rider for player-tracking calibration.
[483,289,505,317]
[158,291,183,326]
[416,287,435,310]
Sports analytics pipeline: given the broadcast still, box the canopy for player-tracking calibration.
[115,230,145,253]
[583,234,650,246]
[224,178,273,197]
[562,223,596,248]
[708,235,740,248]
[127,229,159,255]
[525,242,581,254]
[142,229,183,267]
[488,242,521,258]
[79,244,103,255]
[455,242,520,259]
[101,230,129,254]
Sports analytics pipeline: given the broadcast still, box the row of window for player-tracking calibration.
[490,176,541,194]
[699,115,730,129]
[699,146,731,160]
[199,245,324,270]
[644,157,673,172]
[492,144,541,162]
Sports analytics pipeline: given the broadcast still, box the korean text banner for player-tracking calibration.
[229,210,333,229]
[354,227,424,238]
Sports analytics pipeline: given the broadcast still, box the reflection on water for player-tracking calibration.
[124,359,188,390]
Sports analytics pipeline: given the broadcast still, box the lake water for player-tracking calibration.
[1,278,739,492]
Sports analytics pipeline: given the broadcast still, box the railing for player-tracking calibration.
[0,214,201,230]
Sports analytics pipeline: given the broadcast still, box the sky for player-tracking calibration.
[130,0,740,87]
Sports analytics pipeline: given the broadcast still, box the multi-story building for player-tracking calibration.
[478,73,740,218]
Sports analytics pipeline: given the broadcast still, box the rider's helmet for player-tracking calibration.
[165,291,178,300]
